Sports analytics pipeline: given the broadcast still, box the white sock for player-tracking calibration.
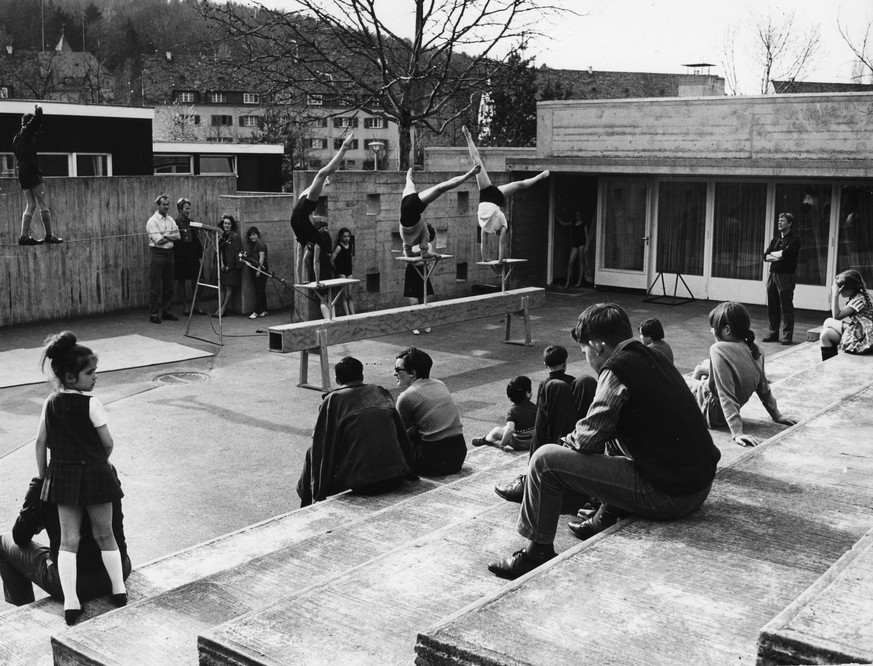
[101,549,126,595]
[57,550,80,610]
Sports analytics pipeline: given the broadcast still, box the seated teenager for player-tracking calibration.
[394,347,467,476]
[296,356,414,507]
[488,303,721,580]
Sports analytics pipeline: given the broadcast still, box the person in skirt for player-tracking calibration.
[36,331,127,625]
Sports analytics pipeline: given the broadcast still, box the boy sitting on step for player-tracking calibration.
[472,376,537,452]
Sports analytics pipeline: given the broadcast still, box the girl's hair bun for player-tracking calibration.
[44,331,77,360]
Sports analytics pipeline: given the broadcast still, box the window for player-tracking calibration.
[775,183,831,286]
[181,114,201,125]
[39,154,70,177]
[175,90,195,103]
[307,94,323,106]
[341,160,355,168]
[712,182,768,280]
[0,86,9,99]
[153,155,192,174]
[75,154,110,177]
[316,117,328,127]
[211,115,233,127]
[209,92,226,103]
[243,92,260,104]
[333,117,359,128]
[602,179,648,271]
[334,138,359,150]
[0,153,15,176]
[364,117,384,129]
[199,155,235,174]
[310,138,328,149]
[837,185,873,288]
[656,181,706,276]
[240,116,261,127]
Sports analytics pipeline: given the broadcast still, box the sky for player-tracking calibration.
[258,0,873,94]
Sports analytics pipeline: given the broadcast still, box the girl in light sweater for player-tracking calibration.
[692,302,796,447]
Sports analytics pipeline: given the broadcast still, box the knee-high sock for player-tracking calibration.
[57,550,80,610]
[19,212,33,238]
[40,209,53,236]
[101,549,126,594]
[821,345,838,361]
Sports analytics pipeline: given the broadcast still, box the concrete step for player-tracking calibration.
[50,452,527,665]
[758,526,873,665]
[415,361,873,665]
[1,445,506,666]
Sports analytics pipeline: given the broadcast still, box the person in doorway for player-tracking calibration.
[173,197,205,316]
[556,210,591,288]
[15,104,63,245]
[763,212,801,345]
[488,303,720,580]
[146,195,180,324]
[461,125,549,262]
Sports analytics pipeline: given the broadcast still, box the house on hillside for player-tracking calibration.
[0,33,115,104]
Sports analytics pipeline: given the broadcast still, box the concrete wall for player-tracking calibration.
[1,175,237,326]
[290,169,550,315]
[534,92,873,177]
[425,147,536,173]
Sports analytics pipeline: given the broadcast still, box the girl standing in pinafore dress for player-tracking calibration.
[36,332,126,625]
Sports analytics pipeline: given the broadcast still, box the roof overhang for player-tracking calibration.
[153,142,285,155]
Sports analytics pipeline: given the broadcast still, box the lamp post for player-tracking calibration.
[369,141,384,171]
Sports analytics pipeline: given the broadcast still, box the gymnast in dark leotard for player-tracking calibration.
[399,164,480,257]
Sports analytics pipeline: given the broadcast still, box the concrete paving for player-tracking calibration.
[0,287,825,612]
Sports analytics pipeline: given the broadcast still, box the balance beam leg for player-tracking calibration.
[318,332,331,392]
[298,349,309,388]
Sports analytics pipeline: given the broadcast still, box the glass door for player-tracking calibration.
[597,178,651,290]
[652,180,707,298]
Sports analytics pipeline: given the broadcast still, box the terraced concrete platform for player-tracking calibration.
[50,450,524,665]
[758,526,873,665]
[416,362,873,665]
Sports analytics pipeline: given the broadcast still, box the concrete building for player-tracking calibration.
[501,91,873,311]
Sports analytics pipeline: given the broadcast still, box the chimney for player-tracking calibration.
[588,66,593,74]
[165,51,172,61]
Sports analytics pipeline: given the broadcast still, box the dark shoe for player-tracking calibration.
[495,474,525,503]
[18,235,41,246]
[781,338,793,346]
[471,437,487,447]
[149,316,161,324]
[43,235,64,244]
[162,311,179,321]
[488,548,556,580]
[762,333,779,343]
[111,592,128,608]
[568,504,625,540]
[64,608,83,626]
[568,518,605,540]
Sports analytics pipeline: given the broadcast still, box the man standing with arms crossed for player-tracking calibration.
[146,195,181,324]
[763,212,801,345]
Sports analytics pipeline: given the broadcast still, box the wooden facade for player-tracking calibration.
[1,175,236,326]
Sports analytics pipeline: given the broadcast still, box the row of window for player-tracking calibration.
[153,155,235,175]
[174,91,260,105]
[176,114,262,128]
[0,153,111,177]
[308,138,390,151]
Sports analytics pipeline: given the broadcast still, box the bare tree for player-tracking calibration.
[838,16,873,81]
[718,11,821,94]
[203,0,565,170]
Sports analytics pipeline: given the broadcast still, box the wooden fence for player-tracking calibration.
[0,175,236,326]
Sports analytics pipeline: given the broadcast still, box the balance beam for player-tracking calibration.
[268,287,545,390]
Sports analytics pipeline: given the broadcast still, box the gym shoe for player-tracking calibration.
[18,235,41,246]
[423,327,432,333]
[249,312,258,319]
[495,474,525,503]
[471,436,487,447]
[412,329,421,335]
[259,311,268,317]
[43,235,64,244]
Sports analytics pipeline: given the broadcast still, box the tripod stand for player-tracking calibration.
[185,222,224,345]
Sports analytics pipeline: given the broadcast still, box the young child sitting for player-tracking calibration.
[472,376,537,451]
[639,318,674,364]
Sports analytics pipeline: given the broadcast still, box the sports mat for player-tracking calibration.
[1,334,214,389]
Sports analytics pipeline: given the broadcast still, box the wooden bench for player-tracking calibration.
[268,287,546,391]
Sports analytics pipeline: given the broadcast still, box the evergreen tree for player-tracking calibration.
[482,50,537,147]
